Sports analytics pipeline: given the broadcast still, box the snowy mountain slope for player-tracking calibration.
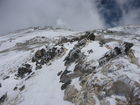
[0,25,140,105]
[0,27,78,77]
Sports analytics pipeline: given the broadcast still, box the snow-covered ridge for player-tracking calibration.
[0,26,140,105]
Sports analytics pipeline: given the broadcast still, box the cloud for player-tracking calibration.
[116,0,140,26]
[0,0,104,34]
[119,9,140,26]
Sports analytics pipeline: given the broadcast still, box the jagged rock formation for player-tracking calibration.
[0,26,140,105]
[16,64,32,78]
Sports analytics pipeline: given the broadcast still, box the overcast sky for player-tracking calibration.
[0,0,104,34]
[0,0,140,34]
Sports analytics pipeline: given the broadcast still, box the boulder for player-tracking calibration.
[17,64,32,78]
[86,32,95,41]
[64,85,78,103]
[64,48,82,66]
[0,93,7,104]
[61,80,71,90]
[123,42,134,54]
[35,48,46,59]
[57,71,63,76]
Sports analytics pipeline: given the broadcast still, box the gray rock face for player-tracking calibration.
[64,85,78,103]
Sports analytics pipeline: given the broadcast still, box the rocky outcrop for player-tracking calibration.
[99,42,133,66]
[32,45,65,69]
[64,47,85,67]
[64,85,78,103]
[59,38,138,105]
[107,76,140,105]
[57,31,95,45]
[16,64,32,78]
[0,93,7,104]
[64,85,96,105]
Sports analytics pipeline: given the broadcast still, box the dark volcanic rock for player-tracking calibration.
[114,47,121,55]
[13,86,18,91]
[35,48,46,59]
[3,76,10,80]
[124,42,134,54]
[75,39,87,48]
[57,71,63,76]
[0,93,7,104]
[35,64,42,70]
[32,56,37,62]
[32,45,65,70]
[70,37,80,42]
[61,80,71,90]
[78,31,95,41]
[85,31,95,41]
[60,70,71,83]
[74,61,96,74]
[64,48,82,66]
[99,42,134,66]
[19,85,25,91]
[16,64,32,78]
[59,37,70,43]
[88,49,93,54]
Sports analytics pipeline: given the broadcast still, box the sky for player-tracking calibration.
[0,0,140,34]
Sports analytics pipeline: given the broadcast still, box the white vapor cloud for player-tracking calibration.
[116,0,140,26]
[119,9,140,26]
[0,0,104,34]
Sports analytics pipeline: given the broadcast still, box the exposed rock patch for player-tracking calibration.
[3,76,10,80]
[16,64,32,78]
[99,42,134,66]
[0,93,7,104]
[32,45,66,70]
